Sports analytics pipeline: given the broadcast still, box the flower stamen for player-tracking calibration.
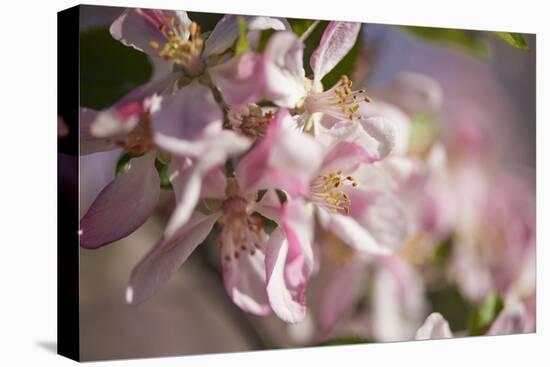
[139,10,205,75]
[309,170,357,214]
[305,75,371,121]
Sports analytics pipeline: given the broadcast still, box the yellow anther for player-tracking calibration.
[189,22,197,36]
[309,171,357,215]
[149,21,204,75]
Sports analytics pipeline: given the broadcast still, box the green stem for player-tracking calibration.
[300,20,321,42]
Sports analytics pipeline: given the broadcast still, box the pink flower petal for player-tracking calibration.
[235,109,322,196]
[81,78,172,155]
[201,168,228,199]
[450,237,494,304]
[310,21,361,82]
[222,232,271,316]
[251,189,281,223]
[319,260,365,331]
[247,16,290,32]
[164,130,250,239]
[163,158,203,239]
[88,108,139,140]
[317,118,395,173]
[209,51,266,106]
[203,15,289,58]
[371,256,427,341]
[79,108,117,155]
[265,228,306,323]
[374,72,443,115]
[487,303,528,336]
[152,81,224,156]
[316,207,391,255]
[321,141,376,174]
[358,100,411,156]
[126,211,221,305]
[110,8,191,57]
[415,313,453,340]
[348,189,410,252]
[80,152,160,249]
[280,199,316,288]
[79,149,121,219]
[263,32,307,108]
[265,198,315,323]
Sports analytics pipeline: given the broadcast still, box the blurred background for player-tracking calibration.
[63,5,535,361]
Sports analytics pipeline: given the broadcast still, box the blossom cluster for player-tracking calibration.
[78,8,535,340]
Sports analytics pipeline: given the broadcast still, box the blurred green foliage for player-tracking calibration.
[494,32,529,50]
[428,285,473,332]
[155,158,172,190]
[433,235,454,267]
[402,26,529,59]
[467,291,504,336]
[408,113,439,154]
[80,28,153,110]
[188,11,224,33]
[402,26,489,58]
[235,16,251,55]
[288,18,317,36]
[115,153,133,176]
[116,153,172,190]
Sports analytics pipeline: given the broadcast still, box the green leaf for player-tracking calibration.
[402,26,489,58]
[235,16,250,55]
[80,28,153,110]
[494,32,529,50]
[319,337,372,346]
[467,291,504,336]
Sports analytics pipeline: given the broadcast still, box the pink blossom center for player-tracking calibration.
[228,105,275,138]
[115,102,153,156]
[219,196,266,261]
